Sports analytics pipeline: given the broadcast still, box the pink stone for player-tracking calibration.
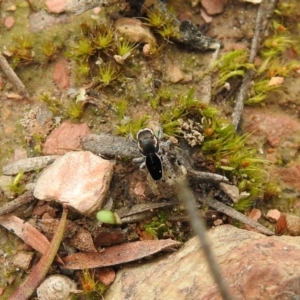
[46,0,67,14]
[168,65,184,83]
[200,8,213,23]
[43,121,91,155]
[33,151,115,215]
[248,208,261,221]
[4,16,15,29]
[52,59,70,90]
[201,0,227,15]
[266,209,281,222]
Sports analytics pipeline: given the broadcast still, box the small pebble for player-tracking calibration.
[286,214,300,236]
[266,209,281,223]
[45,0,67,13]
[3,16,15,29]
[201,0,226,15]
[167,65,184,83]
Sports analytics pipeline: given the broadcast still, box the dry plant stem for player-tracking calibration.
[8,207,68,300]
[232,0,278,129]
[0,54,29,98]
[177,179,233,300]
[197,194,274,236]
[0,191,34,217]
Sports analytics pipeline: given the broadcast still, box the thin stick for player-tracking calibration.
[232,0,278,129]
[197,193,274,236]
[0,191,34,217]
[177,179,233,300]
[0,54,29,97]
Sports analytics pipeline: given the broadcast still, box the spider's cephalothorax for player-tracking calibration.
[136,128,162,181]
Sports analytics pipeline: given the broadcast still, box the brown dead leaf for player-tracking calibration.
[275,214,287,236]
[8,207,68,300]
[63,239,182,269]
[0,214,51,255]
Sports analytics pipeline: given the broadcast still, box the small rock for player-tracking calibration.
[219,182,239,203]
[52,59,70,90]
[248,208,261,221]
[266,209,281,222]
[167,65,184,83]
[13,251,34,270]
[43,121,91,155]
[20,105,54,141]
[268,76,284,86]
[200,8,213,23]
[3,16,15,29]
[46,0,67,13]
[115,18,157,46]
[93,6,101,14]
[97,267,116,286]
[33,151,115,215]
[33,202,48,216]
[201,0,227,15]
[213,219,223,226]
[286,214,300,236]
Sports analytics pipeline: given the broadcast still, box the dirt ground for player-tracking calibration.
[1,0,300,298]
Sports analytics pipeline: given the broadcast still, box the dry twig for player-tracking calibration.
[0,54,29,98]
[232,0,278,129]
[0,191,34,217]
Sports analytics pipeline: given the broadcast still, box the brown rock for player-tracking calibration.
[115,18,157,46]
[33,151,115,215]
[13,251,34,270]
[201,0,227,15]
[286,213,300,236]
[248,208,261,221]
[167,65,184,83]
[46,0,67,13]
[43,121,91,155]
[53,59,70,90]
[3,16,15,29]
[104,225,300,300]
[97,267,116,286]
